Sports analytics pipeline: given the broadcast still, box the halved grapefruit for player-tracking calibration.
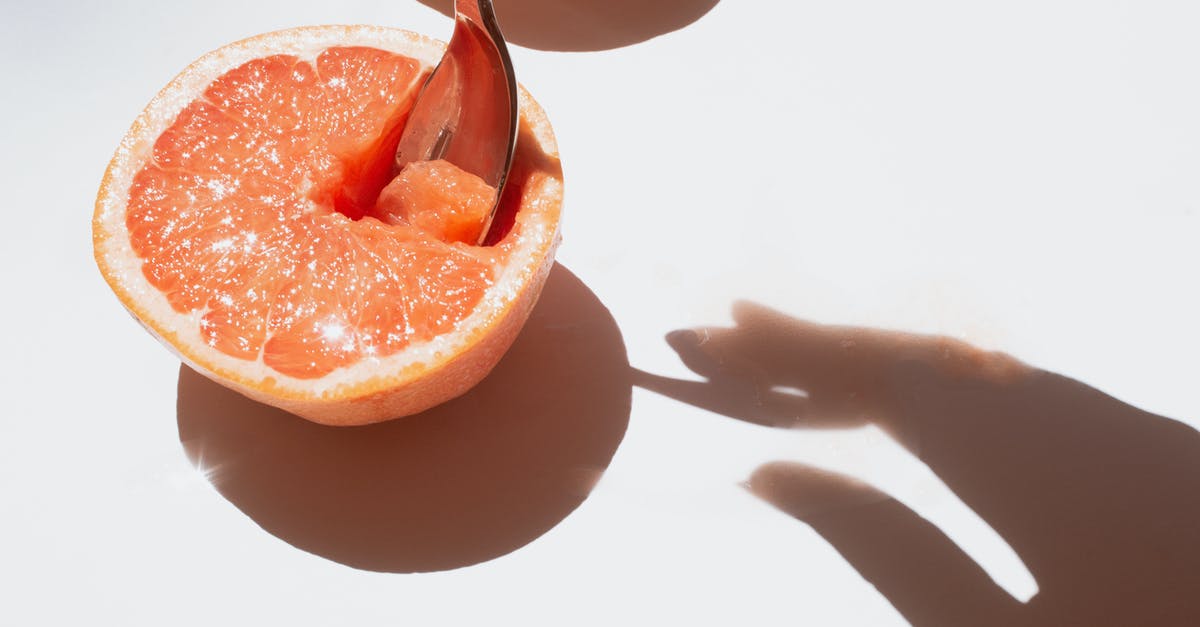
[93,25,563,426]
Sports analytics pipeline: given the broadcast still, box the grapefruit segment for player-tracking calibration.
[94,26,563,425]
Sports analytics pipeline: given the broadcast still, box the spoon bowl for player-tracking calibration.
[394,0,518,245]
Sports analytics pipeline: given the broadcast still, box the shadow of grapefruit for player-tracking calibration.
[176,263,630,572]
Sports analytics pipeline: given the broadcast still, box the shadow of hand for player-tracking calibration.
[636,302,1200,627]
[415,0,720,52]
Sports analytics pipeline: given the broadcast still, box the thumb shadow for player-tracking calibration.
[176,263,630,573]
[415,0,720,52]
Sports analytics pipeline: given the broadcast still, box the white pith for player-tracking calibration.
[94,25,561,400]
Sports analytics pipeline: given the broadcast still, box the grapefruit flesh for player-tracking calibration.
[94,26,563,425]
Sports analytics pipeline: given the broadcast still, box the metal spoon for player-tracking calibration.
[394,0,518,245]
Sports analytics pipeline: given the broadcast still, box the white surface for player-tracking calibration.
[2,1,1199,625]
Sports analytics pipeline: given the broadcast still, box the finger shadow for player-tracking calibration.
[176,263,630,573]
[415,0,721,52]
[640,301,1200,626]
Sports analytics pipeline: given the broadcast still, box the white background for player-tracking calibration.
[2,1,1199,625]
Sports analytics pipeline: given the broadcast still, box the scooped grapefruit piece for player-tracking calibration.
[377,159,496,244]
[93,25,563,426]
